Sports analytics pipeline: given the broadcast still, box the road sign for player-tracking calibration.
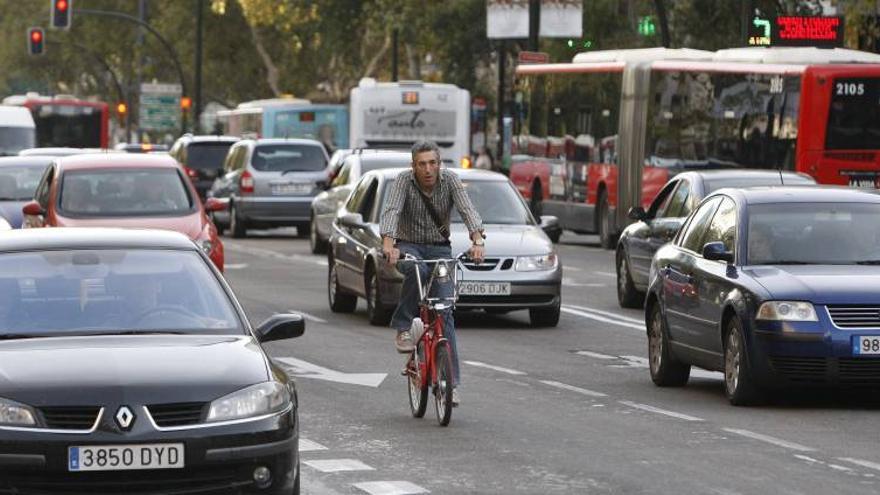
[518,51,549,64]
[139,82,181,132]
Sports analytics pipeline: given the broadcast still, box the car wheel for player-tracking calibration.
[724,317,763,406]
[616,249,645,308]
[230,203,247,239]
[529,181,543,218]
[529,300,560,327]
[366,267,392,326]
[597,189,614,250]
[309,213,327,254]
[647,302,690,386]
[328,257,356,313]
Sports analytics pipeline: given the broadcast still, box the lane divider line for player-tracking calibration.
[619,400,704,421]
[594,271,617,277]
[560,307,644,331]
[353,480,430,495]
[722,428,815,452]
[540,380,607,397]
[564,304,644,325]
[839,457,880,472]
[463,360,527,376]
[574,350,618,360]
[304,459,375,473]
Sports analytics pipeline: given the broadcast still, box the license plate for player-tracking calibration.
[853,336,880,356]
[458,282,511,296]
[68,443,184,472]
[271,183,311,195]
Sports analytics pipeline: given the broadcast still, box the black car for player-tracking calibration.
[169,134,240,200]
[0,228,304,493]
[616,169,814,308]
[645,187,880,405]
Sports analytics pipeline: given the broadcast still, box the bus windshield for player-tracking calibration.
[34,104,103,148]
[825,77,880,150]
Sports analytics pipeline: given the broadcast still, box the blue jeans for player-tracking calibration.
[391,242,460,386]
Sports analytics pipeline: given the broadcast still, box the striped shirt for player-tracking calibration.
[380,169,483,244]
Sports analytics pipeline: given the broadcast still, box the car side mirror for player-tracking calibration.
[340,212,364,227]
[702,241,734,264]
[627,206,647,221]
[256,313,305,343]
[22,201,45,216]
[204,197,228,212]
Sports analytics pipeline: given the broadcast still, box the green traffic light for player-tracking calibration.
[567,39,574,48]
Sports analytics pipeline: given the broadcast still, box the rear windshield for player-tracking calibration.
[0,164,48,200]
[60,168,193,216]
[0,127,36,156]
[251,144,326,172]
[704,174,814,192]
[826,77,880,150]
[186,142,234,170]
[361,156,411,172]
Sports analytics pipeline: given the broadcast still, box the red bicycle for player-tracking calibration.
[400,253,464,427]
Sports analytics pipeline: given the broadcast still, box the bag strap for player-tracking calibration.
[413,180,450,239]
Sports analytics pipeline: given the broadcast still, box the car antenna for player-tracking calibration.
[778,167,784,186]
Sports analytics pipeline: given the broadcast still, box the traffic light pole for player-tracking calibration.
[76,8,188,134]
[194,0,204,134]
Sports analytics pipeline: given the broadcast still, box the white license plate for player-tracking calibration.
[459,282,511,296]
[853,336,880,356]
[68,443,184,472]
[271,183,311,195]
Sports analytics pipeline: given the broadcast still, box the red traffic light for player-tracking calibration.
[30,30,43,43]
[27,27,45,55]
[51,0,72,30]
[56,0,68,11]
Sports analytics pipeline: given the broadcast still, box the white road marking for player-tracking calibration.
[839,458,880,472]
[304,459,374,473]
[299,438,328,452]
[560,307,644,331]
[564,304,644,324]
[594,271,617,277]
[562,278,606,288]
[224,263,249,269]
[723,428,815,452]
[540,380,607,397]
[224,241,327,267]
[289,310,327,324]
[614,355,722,381]
[353,481,430,495]
[463,360,527,376]
[276,357,387,387]
[564,265,582,272]
[619,401,703,421]
[574,350,618,360]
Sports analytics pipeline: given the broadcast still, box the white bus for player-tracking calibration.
[349,78,471,167]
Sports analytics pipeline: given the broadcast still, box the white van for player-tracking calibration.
[0,106,35,156]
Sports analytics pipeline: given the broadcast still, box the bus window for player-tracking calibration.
[825,77,880,151]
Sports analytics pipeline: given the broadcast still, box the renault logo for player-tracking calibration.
[115,406,136,431]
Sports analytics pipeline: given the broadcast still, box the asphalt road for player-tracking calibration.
[222,228,880,495]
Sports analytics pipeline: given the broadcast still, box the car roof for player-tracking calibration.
[368,167,510,182]
[355,151,412,165]
[19,147,116,157]
[679,169,811,181]
[181,135,239,143]
[0,228,197,253]
[250,138,324,146]
[712,186,880,205]
[55,153,180,171]
[0,155,55,167]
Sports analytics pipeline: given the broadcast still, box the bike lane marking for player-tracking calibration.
[560,306,644,331]
[618,401,704,421]
[299,438,328,452]
[353,481,430,495]
[304,459,375,473]
[540,380,607,397]
[463,360,527,375]
[564,304,644,324]
[722,428,815,452]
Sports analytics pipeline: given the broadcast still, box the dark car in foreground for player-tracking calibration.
[328,168,563,327]
[645,187,880,405]
[0,228,304,493]
[0,155,53,228]
[617,170,815,308]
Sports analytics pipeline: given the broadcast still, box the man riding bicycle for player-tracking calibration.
[380,140,485,406]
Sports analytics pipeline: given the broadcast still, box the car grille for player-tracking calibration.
[769,356,828,383]
[827,305,880,328]
[839,358,880,384]
[38,406,101,430]
[461,257,504,271]
[770,356,880,386]
[147,402,206,427]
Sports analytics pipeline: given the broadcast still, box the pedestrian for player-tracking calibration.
[474,147,493,170]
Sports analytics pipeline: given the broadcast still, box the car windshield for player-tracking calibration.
[0,164,47,200]
[450,180,533,225]
[186,142,234,170]
[60,168,193,216]
[0,249,242,338]
[748,202,880,265]
[251,144,326,172]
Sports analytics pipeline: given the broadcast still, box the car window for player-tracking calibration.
[647,180,678,218]
[251,144,326,172]
[35,165,55,208]
[702,197,737,256]
[358,180,379,218]
[678,197,721,253]
[0,165,47,201]
[346,176,373,213]
[662,180,691,218]
[0,249,242,336]
[186,142,235,171]
[332,159,353,187]
[60,168,192,216]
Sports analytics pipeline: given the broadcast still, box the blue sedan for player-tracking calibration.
[0,156,53,228]
[646,186,880,405]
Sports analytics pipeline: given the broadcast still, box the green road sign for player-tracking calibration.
[139,82,181,132]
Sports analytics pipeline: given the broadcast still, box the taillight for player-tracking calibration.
[183,166,199,179]
[240,170,255,194]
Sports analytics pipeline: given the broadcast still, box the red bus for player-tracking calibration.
[2,93,110,149]
[509,47,880,248]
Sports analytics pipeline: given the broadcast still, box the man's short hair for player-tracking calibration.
[411,140,441,163]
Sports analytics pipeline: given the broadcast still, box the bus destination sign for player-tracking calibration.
[773,15,844,48]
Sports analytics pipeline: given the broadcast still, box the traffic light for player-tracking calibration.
[27,27,45,55]
[180,96,192,111]
[565,38,593,50]
[116,102,127,122]
[51,0,72,30]
[638,16,656,36]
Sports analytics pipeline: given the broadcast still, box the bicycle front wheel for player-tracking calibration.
[408,340,428,418]
[433,341,454,426]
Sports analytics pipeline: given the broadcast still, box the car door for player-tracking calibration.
[334,176,373,290]
[662,196,721,349]
[690,196,737,359]
[627,180,680,284]
[348,179,380,295]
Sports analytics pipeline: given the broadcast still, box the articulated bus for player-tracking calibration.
[3,93,109,149]
[510,47,880,248]
[350,78,471,166]
[219,98,349,150]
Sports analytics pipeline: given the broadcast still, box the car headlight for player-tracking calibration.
[0,397,37,426]
[756,301,817,321]
[207,382,290,422]
[515,253,558,271]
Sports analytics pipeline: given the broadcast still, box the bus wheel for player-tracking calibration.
[597,190,614,249]
[530,181,543,218]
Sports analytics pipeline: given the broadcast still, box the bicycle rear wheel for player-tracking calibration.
[433,341,454,426]
[408,340,428,418]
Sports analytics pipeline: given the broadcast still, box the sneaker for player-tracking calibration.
[452,388,460,407]
[395,331,415,353]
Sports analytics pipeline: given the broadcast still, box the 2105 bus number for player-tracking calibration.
[836,82,865,96]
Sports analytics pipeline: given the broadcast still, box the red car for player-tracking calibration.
[21,153,226,271]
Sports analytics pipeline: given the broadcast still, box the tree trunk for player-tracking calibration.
[654,0,672,47]
[405,43,420,80]
[363,32,392,78]
[248,22,281,97]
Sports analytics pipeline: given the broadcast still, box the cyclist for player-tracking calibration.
[380,140,485,406]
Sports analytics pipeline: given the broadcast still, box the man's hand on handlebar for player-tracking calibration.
[468,244,485,264]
